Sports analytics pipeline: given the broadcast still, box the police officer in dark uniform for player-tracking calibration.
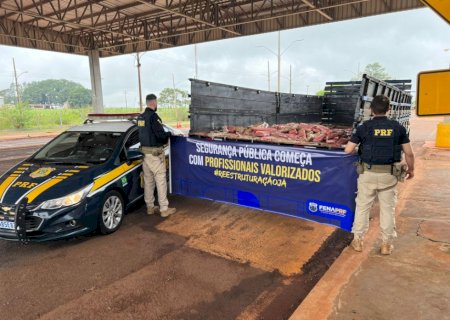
[345,95,415,255]
[137,94,176,218]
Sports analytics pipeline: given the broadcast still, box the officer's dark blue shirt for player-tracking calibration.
[350,116,410,165]
[137,108,171,147]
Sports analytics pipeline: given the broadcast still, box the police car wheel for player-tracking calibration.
[99,191,124,234]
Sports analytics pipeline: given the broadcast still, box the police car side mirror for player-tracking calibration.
[127,150,144,164]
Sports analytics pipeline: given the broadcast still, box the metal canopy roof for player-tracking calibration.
[0,0,424,57]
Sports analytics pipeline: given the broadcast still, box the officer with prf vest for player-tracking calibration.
[137,94,176,218]
[345,95,415,255]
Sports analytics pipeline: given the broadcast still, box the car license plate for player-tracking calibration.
[0,220,15,230]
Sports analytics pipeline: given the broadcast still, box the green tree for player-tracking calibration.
[21,79,91,107]
[351,62,391,81]
[158,87,190,108]
[316,89,325,96]
[364,62,391,80]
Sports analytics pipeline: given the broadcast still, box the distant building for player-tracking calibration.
[30,104,48,109]
[30,103,64,109]
[0,96,4,107]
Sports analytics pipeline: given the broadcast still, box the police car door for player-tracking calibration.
[118,129,144,206]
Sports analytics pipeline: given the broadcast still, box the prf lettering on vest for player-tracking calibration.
[137,120,145,127]
[12,181,38,189]
[374,129,393,137]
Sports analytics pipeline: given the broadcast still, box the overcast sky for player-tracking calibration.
[0,7,449,107]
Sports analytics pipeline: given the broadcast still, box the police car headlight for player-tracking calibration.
[39,183,93,210]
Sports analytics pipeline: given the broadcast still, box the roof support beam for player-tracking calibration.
[2,0,54,19]
[301,0,333,21]
[135,0,241,36]
[25,0,106,26]
[0,2,173,49]
[44,1,143,30]
[73,0,308,39]
[99,0,370,52]
[0,15,88,53]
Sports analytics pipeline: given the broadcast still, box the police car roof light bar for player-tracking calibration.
[85,113,140,124]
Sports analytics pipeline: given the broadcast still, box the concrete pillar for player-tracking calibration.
[88,50,104,113]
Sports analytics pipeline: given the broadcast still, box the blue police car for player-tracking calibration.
[0,115,180,242]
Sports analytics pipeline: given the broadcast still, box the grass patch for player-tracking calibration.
[0,105,189,131]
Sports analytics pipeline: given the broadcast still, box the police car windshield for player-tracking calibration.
[32,131,123,164]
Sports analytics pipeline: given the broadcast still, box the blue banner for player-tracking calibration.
[170,136,358,231]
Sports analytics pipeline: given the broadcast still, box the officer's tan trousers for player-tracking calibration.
[142,153,169,211]
[352,171,398,242]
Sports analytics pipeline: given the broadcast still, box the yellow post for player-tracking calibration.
[436,120,450,148]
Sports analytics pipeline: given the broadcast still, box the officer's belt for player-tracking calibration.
[141,146,164,155]
[362,163,394,173]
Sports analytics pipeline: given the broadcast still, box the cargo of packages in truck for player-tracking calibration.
[188,75,413,148]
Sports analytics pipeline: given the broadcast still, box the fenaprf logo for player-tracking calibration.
[308,202,318,213]
[306,200,348,217]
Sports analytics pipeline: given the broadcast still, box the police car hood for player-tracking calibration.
[0,161,104,205]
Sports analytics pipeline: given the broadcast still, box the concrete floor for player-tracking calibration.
[291,116,450,320]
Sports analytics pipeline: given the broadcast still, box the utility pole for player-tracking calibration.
[124,90,128,109]
[289,64,292,94]
[277,31,281,92]
[173,74,179,121]
[172,74,177,108]
[194,44,199,79]
[136,53,143,111]
[257,33,303,93]
[12,58,20,105]
[267,61,271,91]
